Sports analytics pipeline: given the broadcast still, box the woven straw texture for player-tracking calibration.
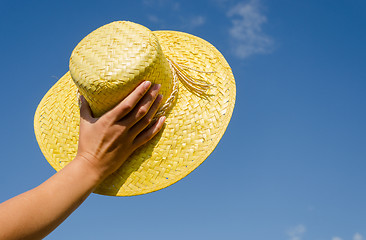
[34,22,236,196]
[70,22,173,118]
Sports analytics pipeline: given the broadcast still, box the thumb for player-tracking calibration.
[79,95,93,121]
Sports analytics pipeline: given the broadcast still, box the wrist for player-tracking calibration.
[73,154,107,186]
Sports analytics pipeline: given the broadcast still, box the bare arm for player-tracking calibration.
[0,81,165,240]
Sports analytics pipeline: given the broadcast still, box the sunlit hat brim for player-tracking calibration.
[34,30,236,196]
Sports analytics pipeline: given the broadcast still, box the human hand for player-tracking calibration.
[75,81,165,182]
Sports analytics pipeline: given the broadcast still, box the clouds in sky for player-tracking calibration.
[286,224,307,240]
[147,13,205,30]
[355,233,364,240]
[143,0,180,10]
[143,0,204,30]
[186,15,206,29]
[333,233,364,240]
[227,0,273,58]
[143,0,273,59]
[286,225,363,240]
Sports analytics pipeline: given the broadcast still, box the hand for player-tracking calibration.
[76,81,165,182]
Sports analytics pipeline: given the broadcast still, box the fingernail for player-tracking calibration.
[144,81,151,88]
[153,84,161,90]
[160,116,166,123]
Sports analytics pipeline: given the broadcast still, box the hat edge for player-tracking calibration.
[35,30,236,197]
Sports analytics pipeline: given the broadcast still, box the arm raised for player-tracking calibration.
[0,81,165,240]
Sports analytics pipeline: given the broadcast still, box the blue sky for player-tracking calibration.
[1,0,366,239]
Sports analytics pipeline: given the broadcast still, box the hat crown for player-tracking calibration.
[69,21,173,117]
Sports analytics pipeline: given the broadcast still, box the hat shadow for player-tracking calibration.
[97,123,167,196]
[94,90,180,196]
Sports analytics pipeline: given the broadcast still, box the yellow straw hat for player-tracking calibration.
[34,21,236,196]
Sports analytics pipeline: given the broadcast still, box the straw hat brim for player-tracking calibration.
[34,30,236,196]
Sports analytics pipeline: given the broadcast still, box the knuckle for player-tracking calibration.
[136,107,148,118]
[138,89,146,97]
[122,103,134,111]
[141,115,153,125]
[135,89,146,99]
[99,117,112,127]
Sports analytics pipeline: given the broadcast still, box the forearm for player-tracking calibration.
[0,157,102,240]
[0,82,164,239]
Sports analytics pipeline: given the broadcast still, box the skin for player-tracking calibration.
[0,81,165,240]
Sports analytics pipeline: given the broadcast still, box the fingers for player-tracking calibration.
[123,83,161,126]
[129,93,163,138]
[79,95,93,122]
[133,116,166,148]
[106,81,152,121]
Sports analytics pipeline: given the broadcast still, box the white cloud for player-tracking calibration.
[143,0,163,6]
[148,15,160,23]
[332,233,363,240]
[143,0,180,10]
[147,14,205,30]
[354,233,363,240]
[227,0,273,58]
[286,224,306,240]
[172,2,180,11]
[184,15,206,29]
[144,0,203,30]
